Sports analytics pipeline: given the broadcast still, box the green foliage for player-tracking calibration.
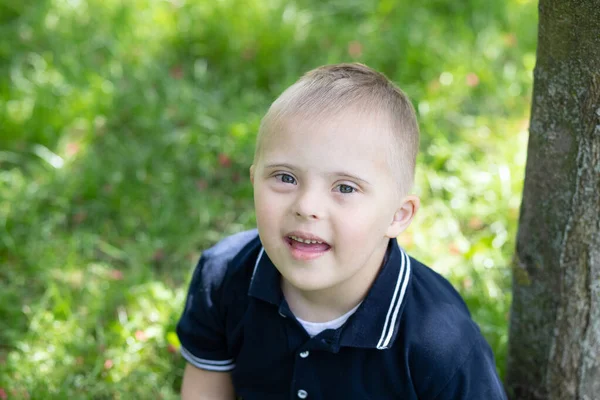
[0,0,537,396]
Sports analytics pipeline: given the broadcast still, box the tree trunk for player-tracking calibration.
[506,0,600,399]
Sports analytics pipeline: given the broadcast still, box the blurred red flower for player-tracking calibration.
[218,153,232,168]
[135,330,148,341]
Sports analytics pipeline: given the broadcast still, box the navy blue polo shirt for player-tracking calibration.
[177,230,507,399]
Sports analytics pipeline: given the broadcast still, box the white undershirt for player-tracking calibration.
[295,303,362,337]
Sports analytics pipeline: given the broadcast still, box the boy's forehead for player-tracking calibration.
[263,108,394,149]
[259,111,397,174]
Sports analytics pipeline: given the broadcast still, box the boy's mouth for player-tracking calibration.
[284,232,331,260]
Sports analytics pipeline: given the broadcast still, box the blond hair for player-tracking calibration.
[254,63,419,195]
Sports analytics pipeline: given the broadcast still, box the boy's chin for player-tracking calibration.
[279,269,335,293]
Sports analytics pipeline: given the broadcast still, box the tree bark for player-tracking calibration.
[506,1,600,399]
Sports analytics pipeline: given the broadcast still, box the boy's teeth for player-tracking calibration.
[289,235,323,244]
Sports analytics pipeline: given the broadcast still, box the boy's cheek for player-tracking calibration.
[254,196,279,223]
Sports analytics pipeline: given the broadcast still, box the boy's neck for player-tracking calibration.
[281,240,390,323]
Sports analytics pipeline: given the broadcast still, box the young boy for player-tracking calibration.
[177,63,507,399]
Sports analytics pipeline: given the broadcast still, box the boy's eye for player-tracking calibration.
[276,173,296,185]
[336,184,356,194]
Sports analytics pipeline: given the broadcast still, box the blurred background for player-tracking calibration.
[0,0,537,397]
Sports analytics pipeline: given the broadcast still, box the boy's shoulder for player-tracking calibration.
[402,256,481,352]
[398,256,503,398]
[199,229,261,274]
[191,230,262,299]
[407,257,478,331]
[202,229,260,262]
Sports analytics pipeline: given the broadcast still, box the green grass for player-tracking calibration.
[0,0,537,397]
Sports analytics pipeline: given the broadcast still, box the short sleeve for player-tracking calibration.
[176,254,235,372]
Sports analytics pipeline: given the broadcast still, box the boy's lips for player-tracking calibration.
[283,231,331,261]
[285,231,329,245]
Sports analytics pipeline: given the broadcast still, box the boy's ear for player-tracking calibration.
[385,195,420,238]
[249,165,255,184]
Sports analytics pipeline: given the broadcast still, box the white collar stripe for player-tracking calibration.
[376,244,407,349]
[250,247,265,284]
[380,249,411,349]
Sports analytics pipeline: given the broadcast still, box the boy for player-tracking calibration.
[177,63,507,399]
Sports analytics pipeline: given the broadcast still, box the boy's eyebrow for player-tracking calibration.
[330,172,371,186]
[264,163,296,170]
[264,163,371,185]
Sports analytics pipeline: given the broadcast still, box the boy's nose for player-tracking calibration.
[295,210,319,219]
[293,189,324,220]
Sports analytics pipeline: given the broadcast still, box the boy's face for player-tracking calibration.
[251,110,418,296]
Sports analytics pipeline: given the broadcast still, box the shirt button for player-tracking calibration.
[299,351,309,358]
[297,389,308,399]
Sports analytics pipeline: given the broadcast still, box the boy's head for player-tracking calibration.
[254,63,419,196]
[250,63,420,297]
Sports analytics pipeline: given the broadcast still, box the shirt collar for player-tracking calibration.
[247,238,412,350]
[339,240,412,349]
[247,246,283,306]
